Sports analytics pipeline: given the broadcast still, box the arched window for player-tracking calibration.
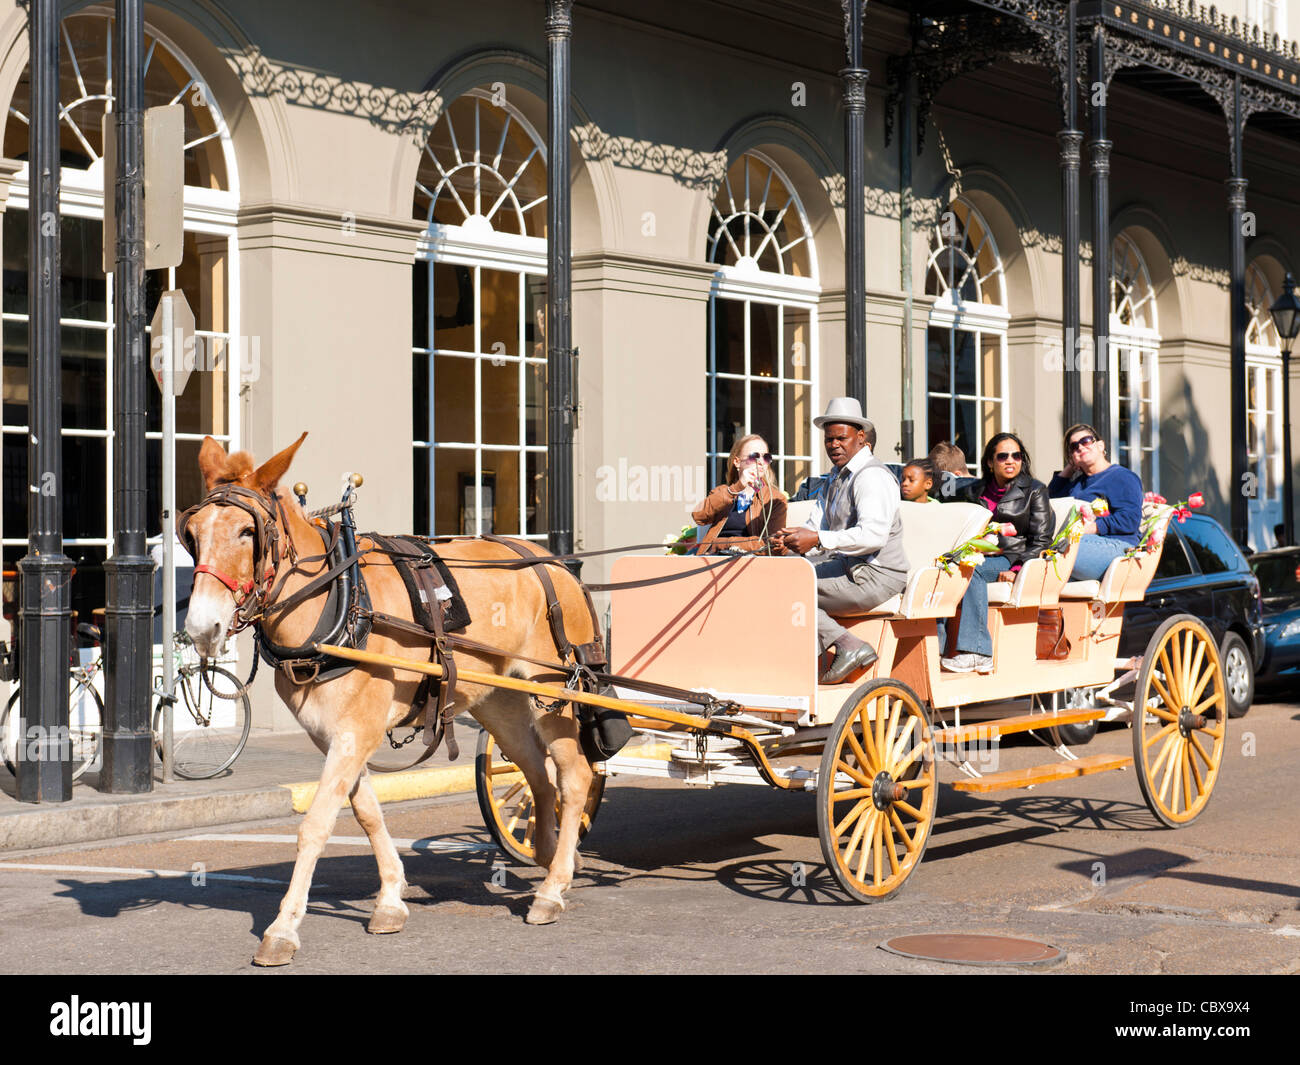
[1245,261,1283,549]
[1109,233,1160,489]
[706,152,819,489]
[412,88,547,538]
[2,11,240,624]
[924,198,1008,471]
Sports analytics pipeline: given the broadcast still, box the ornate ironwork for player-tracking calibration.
[841,0,868,67]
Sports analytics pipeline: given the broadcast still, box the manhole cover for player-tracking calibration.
[881,933,1064,967]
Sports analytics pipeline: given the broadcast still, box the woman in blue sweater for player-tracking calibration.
[1048,423,1144,581]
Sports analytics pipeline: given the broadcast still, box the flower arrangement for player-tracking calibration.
[664,524,697,555]
[1039,498,1109,578]
[1126,491,1205,556]
[935,521,1017,574]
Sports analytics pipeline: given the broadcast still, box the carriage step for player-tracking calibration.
[949,753,1133,793]
[933,708,1106,745]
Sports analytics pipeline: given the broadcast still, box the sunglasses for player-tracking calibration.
[743,452,774,465]
[1069,435,1097,452]
[995,451,1023,462]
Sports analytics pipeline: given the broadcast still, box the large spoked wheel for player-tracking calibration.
[1,671,103,781]
[1132,615,1227,828]
[817,679,936,903]
[474,729,606,866]
[154,664,251,780]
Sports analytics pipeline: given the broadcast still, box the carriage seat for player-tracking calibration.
[981,495,1082,608]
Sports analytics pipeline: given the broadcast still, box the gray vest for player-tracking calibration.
[829,453,910,575]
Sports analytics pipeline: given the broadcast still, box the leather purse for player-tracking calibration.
[1036,607,1071,660]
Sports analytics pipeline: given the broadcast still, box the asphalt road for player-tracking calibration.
[1,699,1298,978]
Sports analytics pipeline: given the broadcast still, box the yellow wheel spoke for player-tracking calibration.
[1150,731,1177,784]
[1168,637,1185,707]
[832,787,875,803]
[1144,721,1177,749]
[499,780,526,804]
[872,816,884,888]
[883,818,901,877]
[874,696,888,763]
[854,811,879,883]
[1188,731,1216,771]
[845,727,875,776]
[522,816,536,847]
[835,758,874,789]
[858,704,881,769]
[1191,691,1224,718]
[1158,648,1178,707]
[1185,740,1204,795]
[488,762,521,776]
[896,798,925,822]
[895,776,932,790]
[888,807,917,853]
[1158,736,1181,805]
[892,742,927,779]
[889,715,918,771]
[1185,640,1210,706]
[835,798,873,842]
[1181,630,1195,705]
[883,697,902,756]
[1180,742,1193,812]
[1201,723,1224,739]
[1148,671,1179,715]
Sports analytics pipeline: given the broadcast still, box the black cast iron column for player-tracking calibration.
[101,0,154,792]
[1060,2,1083,429]
[1228,77,1249,548]
[899,57,915,460]
[1089,28,1112,449]
[842,1,868,406]
[1284,341,1295,545]
[15,0,73,803]
[545,0,575,559]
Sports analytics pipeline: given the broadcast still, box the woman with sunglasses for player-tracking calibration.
[691,433,787,554]
[1048,422,1144,581]
[940,432,1053,672]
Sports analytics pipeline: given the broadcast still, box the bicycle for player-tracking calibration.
[0,627,252,782]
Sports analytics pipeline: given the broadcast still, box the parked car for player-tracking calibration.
[1247,544,1300,695]
[1057,513,1264,744]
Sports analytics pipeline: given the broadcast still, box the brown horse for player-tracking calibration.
[183,433,597,966]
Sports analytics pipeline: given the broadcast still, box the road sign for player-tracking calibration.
[102,104,185,273]
[150,290,195,397]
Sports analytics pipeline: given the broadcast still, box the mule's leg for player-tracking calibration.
[350,770,409,934]
[472,690,558,868]
[253,732,371,967]
[525,707,593,926]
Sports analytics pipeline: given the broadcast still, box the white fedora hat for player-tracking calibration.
[813,396,874,432]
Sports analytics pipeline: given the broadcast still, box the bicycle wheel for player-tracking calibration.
[2,672,103,781]
[155,664,251,779]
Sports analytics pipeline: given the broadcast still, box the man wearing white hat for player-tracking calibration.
[778,397,909,683]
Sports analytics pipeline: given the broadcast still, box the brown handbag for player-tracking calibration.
[1036,607,1071,660]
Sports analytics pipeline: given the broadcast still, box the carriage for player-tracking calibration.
[465,496,1227,903]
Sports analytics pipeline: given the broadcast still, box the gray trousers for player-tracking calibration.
[814,556,908,652]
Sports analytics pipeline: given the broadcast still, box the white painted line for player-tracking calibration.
[180,832,496,854]
[0,862,290,886]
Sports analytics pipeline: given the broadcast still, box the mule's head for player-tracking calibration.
[183,432,307,658]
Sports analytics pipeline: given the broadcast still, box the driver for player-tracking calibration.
[776,398,909,684]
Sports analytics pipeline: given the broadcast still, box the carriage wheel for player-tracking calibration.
[817,679,936,903]
[474,729,606,866]
[1132,615,1227,828]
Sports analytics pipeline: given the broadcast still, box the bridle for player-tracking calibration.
[178,482,298,635]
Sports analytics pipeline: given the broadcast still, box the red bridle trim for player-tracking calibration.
[194,562,275,601]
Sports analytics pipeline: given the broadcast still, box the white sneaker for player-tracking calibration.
[941,653,978,673]
[971,654,995,674]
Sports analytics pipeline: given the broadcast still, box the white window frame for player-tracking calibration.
[1109,233,1161,493]
[412,90,549,540]
[706,151,820,491]
[1,14,241,561]
[1245,263,1284,549]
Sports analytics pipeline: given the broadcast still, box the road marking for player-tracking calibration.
[0,862,291,886]
[180,832,496,854]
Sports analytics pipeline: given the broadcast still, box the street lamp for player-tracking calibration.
[1268,272,1300,546]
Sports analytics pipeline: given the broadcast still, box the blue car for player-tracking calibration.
[1248,545,1300,694]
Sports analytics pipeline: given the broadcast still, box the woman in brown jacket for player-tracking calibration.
[691,433,787,554]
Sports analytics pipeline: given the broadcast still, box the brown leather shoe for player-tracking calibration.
[820,640,878,684]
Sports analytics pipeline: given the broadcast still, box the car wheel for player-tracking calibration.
[1051,687,1100,746]
[1220,632,1254,719]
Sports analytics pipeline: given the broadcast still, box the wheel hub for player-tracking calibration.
[871,770,901,810]
[1178,706,1205,737]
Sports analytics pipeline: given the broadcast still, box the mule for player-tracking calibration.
[183,433,597,966]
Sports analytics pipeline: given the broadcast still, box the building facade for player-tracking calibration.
[0,0,1297,727]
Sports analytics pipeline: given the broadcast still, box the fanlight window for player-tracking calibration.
[4,11,230,190]
[925,200,1004,308]
[1111,233,1156,330]
[1246,262,1280,348]
[707,154,811,278]
[412,89,547,237]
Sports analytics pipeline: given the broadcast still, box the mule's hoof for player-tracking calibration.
[367,904,408,935]
[252,934,298,967]
[524,890,566,926]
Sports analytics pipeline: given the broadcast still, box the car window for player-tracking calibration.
[1251,552,1300,594]
[1181,518,1243,575]
[1154,530,1193,579]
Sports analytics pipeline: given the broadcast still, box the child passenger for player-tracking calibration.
[900,458,938,503]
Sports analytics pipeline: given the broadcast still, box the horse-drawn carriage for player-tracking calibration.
[181,434,1226,964]
[472,496,1227,903]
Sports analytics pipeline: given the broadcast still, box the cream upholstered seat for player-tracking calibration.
[865,500,991,616]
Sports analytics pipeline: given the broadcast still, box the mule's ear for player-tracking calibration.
[198,435,228,492]
[253,432,308,496]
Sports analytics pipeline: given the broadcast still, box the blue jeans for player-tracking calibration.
[1070,535,1132,581]
[941,555,1012,658]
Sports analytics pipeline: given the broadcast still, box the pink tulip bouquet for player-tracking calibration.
[936,521,1018,574]
[1126,491,1205,556]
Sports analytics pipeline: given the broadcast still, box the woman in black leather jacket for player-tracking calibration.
[940,432,1053,673]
